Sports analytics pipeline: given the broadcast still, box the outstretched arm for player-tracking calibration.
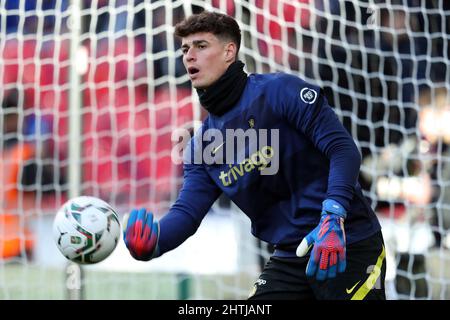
[157,162,222,255]
[123,160,222,261]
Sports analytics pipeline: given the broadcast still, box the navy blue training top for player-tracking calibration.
[157,73,381,256]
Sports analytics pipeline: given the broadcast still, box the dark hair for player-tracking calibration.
[174,11,241,52]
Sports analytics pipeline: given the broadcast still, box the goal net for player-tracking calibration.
[0,0,449,300]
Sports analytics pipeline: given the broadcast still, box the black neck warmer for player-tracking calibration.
[196,60,248,116]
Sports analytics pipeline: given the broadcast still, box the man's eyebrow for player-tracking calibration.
[181,40,209,48]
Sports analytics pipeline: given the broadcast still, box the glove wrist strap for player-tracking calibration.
[321,199,347,219]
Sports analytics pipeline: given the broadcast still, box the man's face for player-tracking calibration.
[181,32,234,89]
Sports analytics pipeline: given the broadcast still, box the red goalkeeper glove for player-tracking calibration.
[123,208,159,261]
[296,199,347,280]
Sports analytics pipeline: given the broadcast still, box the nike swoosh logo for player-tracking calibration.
[212,141,225,155]
[346,281,361,294]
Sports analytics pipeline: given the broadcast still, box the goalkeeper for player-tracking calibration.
[123,11,386,300]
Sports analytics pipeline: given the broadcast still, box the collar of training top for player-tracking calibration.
[196,60,248,116]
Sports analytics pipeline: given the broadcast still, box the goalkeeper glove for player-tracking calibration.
[296,199,347,281]
[123,208,159,261]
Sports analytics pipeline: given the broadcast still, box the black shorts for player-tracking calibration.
[248,231,386,300]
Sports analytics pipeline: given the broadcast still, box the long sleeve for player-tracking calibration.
[270,74,361,211]
[157,138,222,255]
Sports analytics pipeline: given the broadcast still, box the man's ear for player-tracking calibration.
[224,42,237,63]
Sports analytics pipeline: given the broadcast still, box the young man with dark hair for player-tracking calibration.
[123,11,386,300]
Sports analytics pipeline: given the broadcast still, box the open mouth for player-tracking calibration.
[188,67,199,75]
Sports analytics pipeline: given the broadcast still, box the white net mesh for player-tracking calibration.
[0,0,449,299]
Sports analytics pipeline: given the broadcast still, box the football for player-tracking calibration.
[52,196,121,264]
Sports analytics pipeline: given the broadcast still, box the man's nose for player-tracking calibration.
[185,48,195,61]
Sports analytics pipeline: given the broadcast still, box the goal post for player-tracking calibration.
[0,0,449,300]
[67,0,84,300]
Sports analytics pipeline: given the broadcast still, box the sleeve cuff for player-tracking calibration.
[322,198,347,219]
